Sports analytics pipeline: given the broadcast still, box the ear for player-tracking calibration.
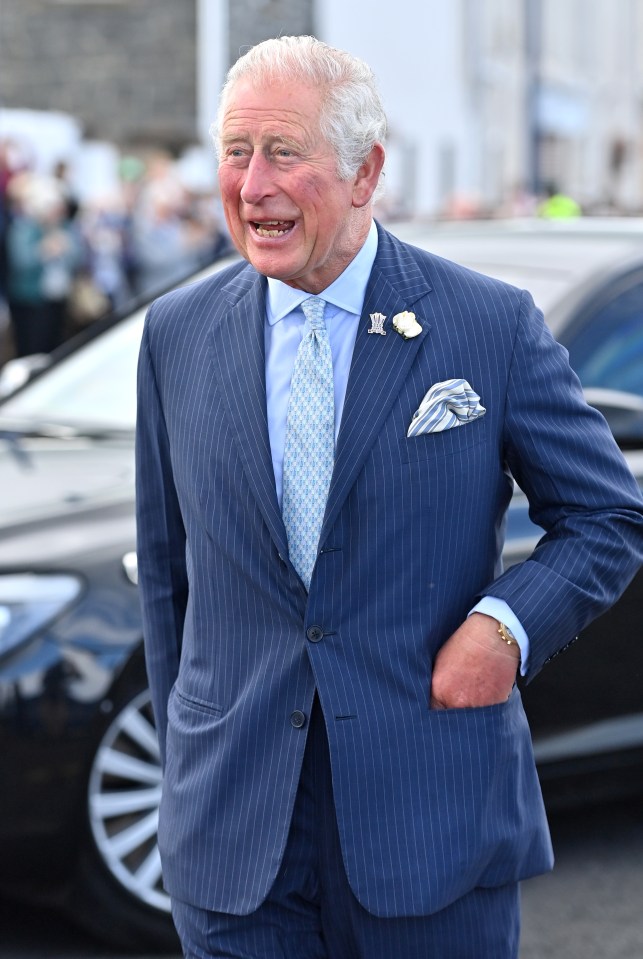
[352,143,386,208]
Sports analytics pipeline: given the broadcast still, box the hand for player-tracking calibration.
[430,612,520,710]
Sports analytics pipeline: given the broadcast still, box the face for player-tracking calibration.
[218,78,383,293]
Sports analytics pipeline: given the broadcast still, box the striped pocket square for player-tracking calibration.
[407,378,486,437]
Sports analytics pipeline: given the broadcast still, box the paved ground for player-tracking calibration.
[520,797,643,959]
[2,797,642,958]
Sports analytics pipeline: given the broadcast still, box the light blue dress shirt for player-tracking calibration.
[264,220,529,673]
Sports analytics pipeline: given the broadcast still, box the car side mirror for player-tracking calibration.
[0,354,52,400]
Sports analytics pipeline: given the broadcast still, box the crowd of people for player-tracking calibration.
[0,139,232,362]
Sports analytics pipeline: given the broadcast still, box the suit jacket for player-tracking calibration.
[136,223,643,918]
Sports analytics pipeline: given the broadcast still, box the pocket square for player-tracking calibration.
[407,378,486,437]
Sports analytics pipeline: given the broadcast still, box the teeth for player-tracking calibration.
[255,221,290,237]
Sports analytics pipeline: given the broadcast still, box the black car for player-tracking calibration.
[1,221,643,951]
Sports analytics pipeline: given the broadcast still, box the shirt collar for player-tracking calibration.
[266,220,379,325]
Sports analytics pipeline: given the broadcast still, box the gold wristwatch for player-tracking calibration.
[496,620,518,647]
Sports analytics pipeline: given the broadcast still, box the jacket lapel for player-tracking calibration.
[321,229,433,543]
[208,269,289,559]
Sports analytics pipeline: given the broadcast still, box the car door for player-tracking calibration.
[520,264,643,806]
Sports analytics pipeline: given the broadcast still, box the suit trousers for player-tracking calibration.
[171,696,521,959]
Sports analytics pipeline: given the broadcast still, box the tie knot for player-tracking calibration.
[301,296,326,331]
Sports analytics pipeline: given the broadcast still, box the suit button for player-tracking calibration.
[290,710,307,729]
[306,625,324,643]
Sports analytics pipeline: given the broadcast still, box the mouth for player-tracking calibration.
[251,220,295,238]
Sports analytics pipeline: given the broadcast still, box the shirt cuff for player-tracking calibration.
[469,597,530,676]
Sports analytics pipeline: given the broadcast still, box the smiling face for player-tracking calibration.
[218,78,384,293]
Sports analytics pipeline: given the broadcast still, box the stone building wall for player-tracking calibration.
[0,0,198,150]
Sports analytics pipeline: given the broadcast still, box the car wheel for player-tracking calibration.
[70,677,179,952]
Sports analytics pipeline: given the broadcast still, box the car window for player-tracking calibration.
[563,277,643,397]
[0,310,145,430]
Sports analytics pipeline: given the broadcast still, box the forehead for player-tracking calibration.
[221,78,325,141]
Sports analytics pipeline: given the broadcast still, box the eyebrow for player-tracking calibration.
[269,134,303,149]
[219,132,306,151]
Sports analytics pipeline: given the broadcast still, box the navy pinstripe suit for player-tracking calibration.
[136,224,643,925]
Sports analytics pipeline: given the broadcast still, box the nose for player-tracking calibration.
[240,151,276,205]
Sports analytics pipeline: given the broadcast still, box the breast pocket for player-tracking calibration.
[400,417,488,464]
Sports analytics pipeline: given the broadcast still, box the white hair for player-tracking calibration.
[213,35,387,188]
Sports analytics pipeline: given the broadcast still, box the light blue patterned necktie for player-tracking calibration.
[282,296,334,590]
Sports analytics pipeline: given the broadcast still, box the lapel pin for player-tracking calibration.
[368,312,387,335]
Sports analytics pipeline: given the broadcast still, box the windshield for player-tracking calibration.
[0,310,145,431]
[0,256,239,432]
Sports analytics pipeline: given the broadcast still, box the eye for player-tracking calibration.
[273,146,296,159]
[223,145,249,163]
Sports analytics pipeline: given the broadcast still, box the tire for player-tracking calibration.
[69,676,180,952]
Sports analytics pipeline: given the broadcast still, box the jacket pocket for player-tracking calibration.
[173,685,225,717]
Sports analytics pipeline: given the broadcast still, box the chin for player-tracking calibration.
[248,251,302,283]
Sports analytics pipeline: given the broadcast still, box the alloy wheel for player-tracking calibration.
[87,688,169,912]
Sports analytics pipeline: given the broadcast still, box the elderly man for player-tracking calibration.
[136,35,643,958]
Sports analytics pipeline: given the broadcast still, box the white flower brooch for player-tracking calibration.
[392,311,422,339]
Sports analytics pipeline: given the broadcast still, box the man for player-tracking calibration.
[136,36,643,958]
